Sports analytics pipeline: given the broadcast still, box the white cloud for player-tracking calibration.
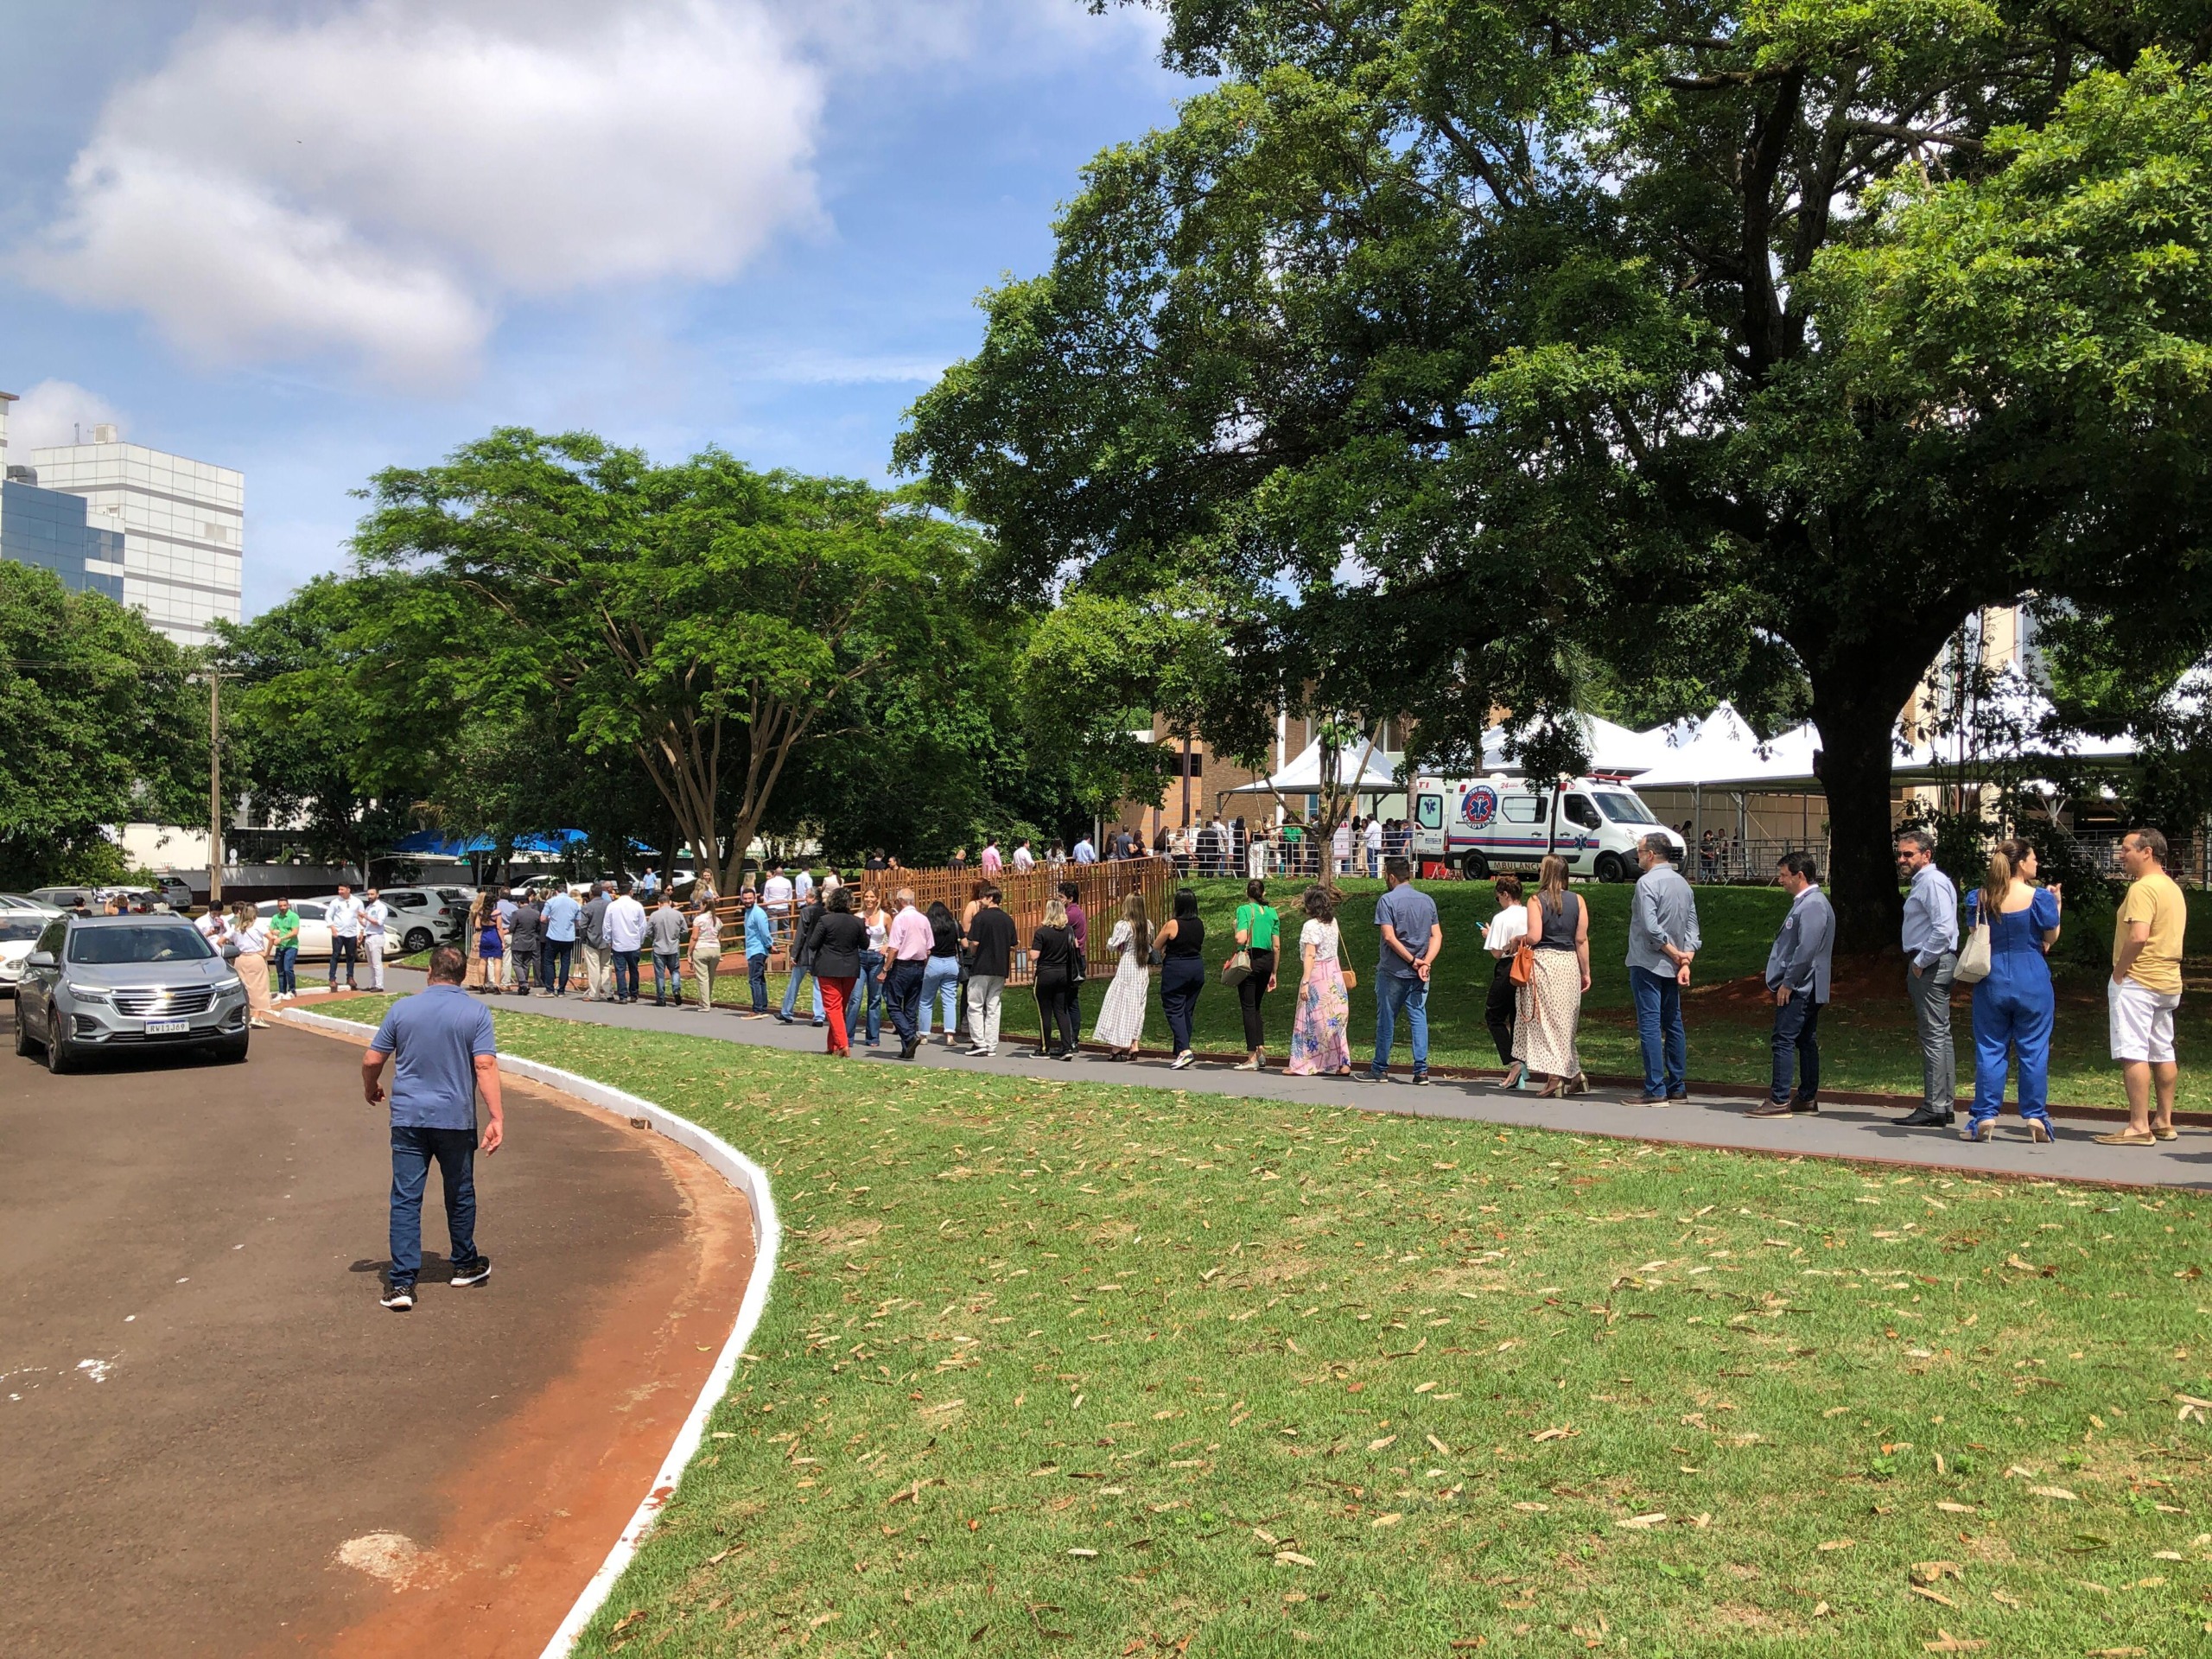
[16,0,827,386]
[6,378,127,456]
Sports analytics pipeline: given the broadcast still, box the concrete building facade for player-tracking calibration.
[29,421,245,646]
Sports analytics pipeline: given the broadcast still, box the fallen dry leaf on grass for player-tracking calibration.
[1910,1586,1957,1608]
[1911,1561,1965,1585]
[1936,1503,1977,1515]
[1988,1590,2022,1608]
[1368,1435,1397,1451]
[1922,1633,1986,1654]
[1428,1433,1452,1456]
[2027,1485,2078,1502]
[1275,1550,1316,1567]
[1513,1502,1549,1513]
[1371,1513,1402,1529]
[1817,1539,1853,1552]
[1530,1427,1574,1442]
[1615,1513,1667,1530]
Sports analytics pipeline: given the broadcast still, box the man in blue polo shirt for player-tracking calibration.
[363,946,505,1311]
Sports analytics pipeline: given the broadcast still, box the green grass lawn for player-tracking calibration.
[347,1004,2212,1656]
[715,879,2212,1111]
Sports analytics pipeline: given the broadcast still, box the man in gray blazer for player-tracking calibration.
[1750,851,1834,1117]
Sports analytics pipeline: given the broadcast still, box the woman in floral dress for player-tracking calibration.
[1287,885,1352,1076]
[1091,893,1152,1058]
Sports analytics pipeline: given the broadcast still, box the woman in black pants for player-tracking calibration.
[1483,874,1529,1084]
[1156,887,1206,1070]
[1231,878,1281,1071]
[1031,897,1082,1060]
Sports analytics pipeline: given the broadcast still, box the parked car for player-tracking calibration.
[29,886,98,911]
[14,914,250,1071]
[0,893,62,915]
[376,888,465,953]
[0,912,49,996]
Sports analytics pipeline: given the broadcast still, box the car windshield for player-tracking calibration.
[1595,791,1657,825]
[0,917,44,942]
[67,925,217,964]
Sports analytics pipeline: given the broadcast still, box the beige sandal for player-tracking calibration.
[2093,1128,2158,1146]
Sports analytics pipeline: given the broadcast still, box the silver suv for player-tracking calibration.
[13,915,251,1073]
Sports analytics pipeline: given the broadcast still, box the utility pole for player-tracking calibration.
[196,669,239,908]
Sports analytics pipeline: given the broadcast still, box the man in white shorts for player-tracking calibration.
[2096,828,2188,1146]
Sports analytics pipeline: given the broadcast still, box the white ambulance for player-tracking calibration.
[1409,775,1684,882]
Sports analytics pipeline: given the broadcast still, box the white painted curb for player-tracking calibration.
[277,1008,781,1657]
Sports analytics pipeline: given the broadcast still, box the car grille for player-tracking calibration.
[112,987,215,1018]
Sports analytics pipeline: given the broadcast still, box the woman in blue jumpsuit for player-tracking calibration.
[1961,838,2063,1142]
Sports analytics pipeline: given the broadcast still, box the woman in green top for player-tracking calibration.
[1232,879,1282,1071]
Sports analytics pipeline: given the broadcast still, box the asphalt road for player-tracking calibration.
[0,1007,717,1657]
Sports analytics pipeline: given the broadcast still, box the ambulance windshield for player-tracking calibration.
[1594,791,1657,824]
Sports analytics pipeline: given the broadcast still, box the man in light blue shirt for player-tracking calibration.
[363,947,502,1311]
[742,890,776,1017]
[1751,852,1834,1118]
[540,887,580,995]
[1894,830,1961,1128]
[1072,836,1096,865]
[1625,834,1701,1105]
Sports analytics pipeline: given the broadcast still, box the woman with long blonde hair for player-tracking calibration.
[229,901,273,1028]
[1961,837,2062,1142]
[1091,892,1152,1058]
[1516,855,1590,1096]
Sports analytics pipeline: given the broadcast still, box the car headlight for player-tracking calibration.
[214,976,243,992]
[65,982,111,1001]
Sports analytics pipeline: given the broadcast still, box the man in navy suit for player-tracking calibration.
[1750,851,1834,1117]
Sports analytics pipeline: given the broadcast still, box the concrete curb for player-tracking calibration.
[274,1007,782,1659]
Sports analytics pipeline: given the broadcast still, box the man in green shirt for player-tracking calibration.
[270,899,302,1000]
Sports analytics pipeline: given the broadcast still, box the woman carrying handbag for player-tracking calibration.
[1516,855,1590,1096]
[1957,838,2061,1143]
[1228,879,1281,1071]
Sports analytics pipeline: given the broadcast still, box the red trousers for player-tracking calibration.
[822,976,858,1053]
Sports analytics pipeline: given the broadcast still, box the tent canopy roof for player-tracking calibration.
[1226,738,1401,794]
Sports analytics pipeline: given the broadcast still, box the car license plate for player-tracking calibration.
[145,1019,191,1035]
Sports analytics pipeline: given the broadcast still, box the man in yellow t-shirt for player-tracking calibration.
[2096,828,2189,1146]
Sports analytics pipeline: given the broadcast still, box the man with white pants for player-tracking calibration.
[2096,828,2189,1146]
[577,883,613,1001]
[362,887,391,992]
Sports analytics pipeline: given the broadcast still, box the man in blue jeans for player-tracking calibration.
[362,946,504,1311]
[1624,833,1700,1105]
[742,889,776,1016]
[1367,856,1442,1084]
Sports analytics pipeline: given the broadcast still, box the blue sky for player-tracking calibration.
[1,1,1183,615]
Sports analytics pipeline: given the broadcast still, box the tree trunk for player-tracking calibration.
[1808,670,1915,955]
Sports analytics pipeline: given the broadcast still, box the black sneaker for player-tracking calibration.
[774,1012,794,1025]
[380,1282,416,1312]
[811,1018,826,1027]
[1411,1071,1431,1086]
[450,1258,492,1287]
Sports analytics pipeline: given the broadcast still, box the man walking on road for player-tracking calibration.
[884,887,932,1059]
[1367,857,1441,1085]
[1895,830,1961,1128]
[1625,834,1700,1105]
[605,883,649,1005]
[363,946,502,1312]
[1750,853,1834,1119]
[327,883,364,992]
[2096,828,2190,1146]
[578,883,612,1001]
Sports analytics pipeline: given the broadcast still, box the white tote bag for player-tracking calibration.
[1954,918,1992,984]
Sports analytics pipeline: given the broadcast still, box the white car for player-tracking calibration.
[0,912,46,995]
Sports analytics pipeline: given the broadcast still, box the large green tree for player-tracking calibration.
[900,3,2212,947]
[0,562,204,887]
[352,432,991,893]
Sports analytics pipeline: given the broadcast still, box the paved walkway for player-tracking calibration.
[1,1011,750,1658]
[364,969,2212,1191]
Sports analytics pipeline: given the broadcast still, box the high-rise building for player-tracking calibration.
[28,418,245,646]
[0,391,128,607]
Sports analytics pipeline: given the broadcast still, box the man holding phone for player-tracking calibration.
[362,946,504,1312]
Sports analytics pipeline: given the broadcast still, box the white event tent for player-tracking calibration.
[1226,737,1402,798]
[1478,712,1678,778]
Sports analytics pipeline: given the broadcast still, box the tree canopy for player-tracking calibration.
[0,562,203,888]
[899,1,2212,945]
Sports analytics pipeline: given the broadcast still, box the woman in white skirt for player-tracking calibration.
[1515,855,1590,1096]
[1091,893,1152,1059]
